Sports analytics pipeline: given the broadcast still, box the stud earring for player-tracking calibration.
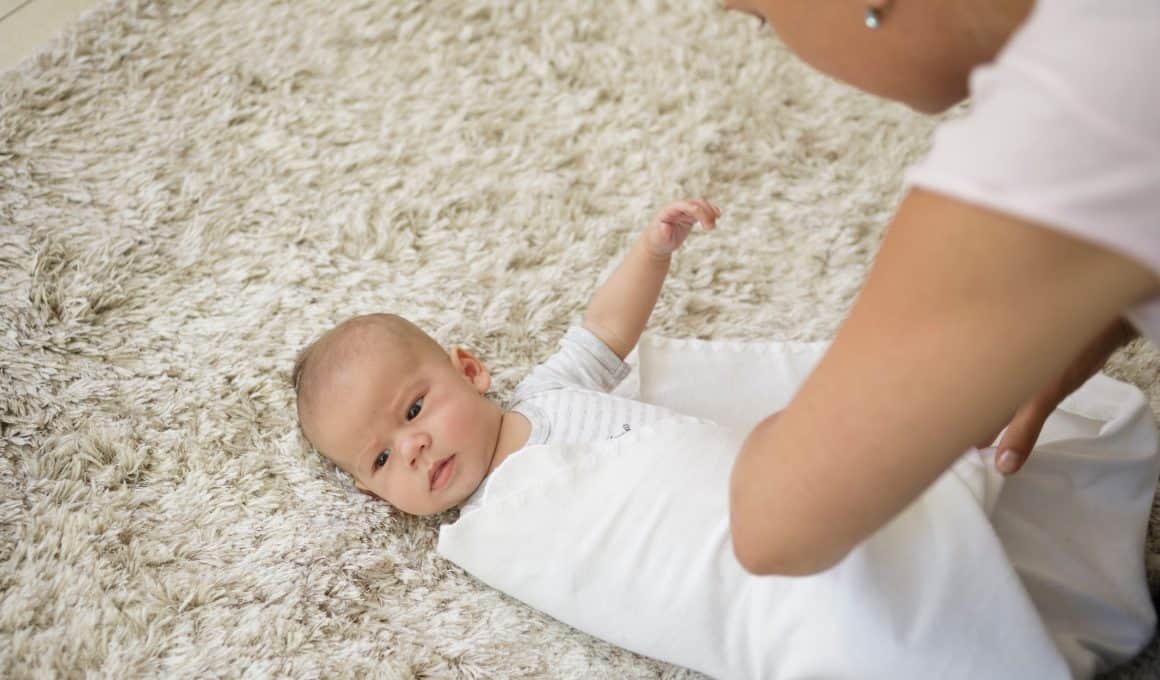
[865,7,883,29]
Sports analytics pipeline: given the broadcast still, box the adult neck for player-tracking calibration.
[954,0,1035,67]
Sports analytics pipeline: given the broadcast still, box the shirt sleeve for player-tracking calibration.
[903,0,1159,273]
[511,326,631,402]
[903,0,1160,341]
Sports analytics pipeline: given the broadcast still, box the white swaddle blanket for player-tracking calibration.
[437,336,1159,679]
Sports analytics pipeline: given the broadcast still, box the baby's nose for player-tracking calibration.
[405,433,430,465]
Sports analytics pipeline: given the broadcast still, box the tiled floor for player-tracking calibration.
[0,0,102,72]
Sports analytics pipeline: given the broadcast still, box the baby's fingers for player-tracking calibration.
[694,198,720,230]
[683,198,718,231]
[662,199,718,231]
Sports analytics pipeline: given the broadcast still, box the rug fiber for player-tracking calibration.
[2,0,1158,677]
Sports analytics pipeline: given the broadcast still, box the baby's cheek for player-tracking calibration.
[442,400,477,439]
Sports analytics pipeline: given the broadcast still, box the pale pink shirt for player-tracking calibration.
[905,0,1160,345]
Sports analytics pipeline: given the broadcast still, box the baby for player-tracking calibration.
[292,198,720,515]
[291,198,1156,678]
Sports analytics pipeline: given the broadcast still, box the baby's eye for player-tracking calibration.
[374,450,389,470]
[406,397,424,421]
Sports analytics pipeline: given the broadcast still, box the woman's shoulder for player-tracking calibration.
[903,0,1160,298]
[997,0,1159,147]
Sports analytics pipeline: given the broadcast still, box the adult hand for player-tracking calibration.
[982,317,1138,475]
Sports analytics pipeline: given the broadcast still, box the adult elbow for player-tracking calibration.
[730,531,782,576]
[729,416,851,576]
[730,519,847,577]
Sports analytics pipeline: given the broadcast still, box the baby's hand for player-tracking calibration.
[644,198,720,257]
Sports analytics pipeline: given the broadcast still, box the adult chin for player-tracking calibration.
[902,87,968,115]
[763,2,976,117]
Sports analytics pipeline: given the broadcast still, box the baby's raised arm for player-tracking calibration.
[583,199,719,359]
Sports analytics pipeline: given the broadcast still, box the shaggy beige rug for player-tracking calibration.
[2,0,1158,676]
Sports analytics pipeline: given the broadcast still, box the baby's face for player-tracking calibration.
[303,333,501,516]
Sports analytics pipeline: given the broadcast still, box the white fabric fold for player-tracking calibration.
[437,334,1158,679]
[625,335,1158,678]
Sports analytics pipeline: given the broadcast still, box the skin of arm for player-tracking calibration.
[584,199,719,359]
[729,188,1160,577]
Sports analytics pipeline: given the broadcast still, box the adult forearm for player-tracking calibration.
[728,189,1159,578]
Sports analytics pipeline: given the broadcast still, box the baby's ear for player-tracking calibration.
[449,347,492,394]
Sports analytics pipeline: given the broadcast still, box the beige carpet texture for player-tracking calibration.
[2,0,1159,677]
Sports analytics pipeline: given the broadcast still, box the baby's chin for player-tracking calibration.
[441,483,483,514]
[414,477,485,517]
[412,496,469,517]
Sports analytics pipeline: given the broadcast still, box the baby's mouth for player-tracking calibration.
[429,455,456,491]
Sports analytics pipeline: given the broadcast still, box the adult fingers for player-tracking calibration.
[994,398,1054,475]
[993,318,1135,475]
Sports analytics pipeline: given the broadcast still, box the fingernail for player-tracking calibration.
[997,449,1017,474]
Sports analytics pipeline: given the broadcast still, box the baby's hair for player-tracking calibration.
[292,313,446,445]
[290,343,318,446]
[291,343,315,395]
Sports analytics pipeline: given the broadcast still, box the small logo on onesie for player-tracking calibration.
[609,424,632,439]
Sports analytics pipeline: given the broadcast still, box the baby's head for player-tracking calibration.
[293,313,503,516]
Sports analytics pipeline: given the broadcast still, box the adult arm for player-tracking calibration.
[983,317,1139,473]
[729,188,1159,576]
